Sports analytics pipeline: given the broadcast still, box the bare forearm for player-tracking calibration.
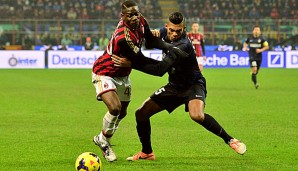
[262,46,269,51]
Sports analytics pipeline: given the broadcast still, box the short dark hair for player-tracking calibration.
[253,25,260,29]
[121,1,137,12]
[168,12,184,25]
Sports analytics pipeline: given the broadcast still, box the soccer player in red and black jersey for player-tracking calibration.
[187,23,206,72]
[243,25,269,89]
[113,12,247,161]
[92,0,186,162]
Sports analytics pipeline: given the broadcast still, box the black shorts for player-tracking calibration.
[249,59,262,70]
[150,83,206,113]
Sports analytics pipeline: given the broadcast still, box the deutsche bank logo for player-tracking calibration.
[291,55,298,64]
[268,52,284,68]
[286,51,298,68]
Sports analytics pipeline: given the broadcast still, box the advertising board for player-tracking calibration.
[47,51,103,68]
[1,50,296,69]
[0,51,45,69]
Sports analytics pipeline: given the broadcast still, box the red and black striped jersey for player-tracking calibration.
[92,16,147,77]
[187,32,205,57]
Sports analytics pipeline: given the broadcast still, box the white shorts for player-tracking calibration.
[92,73,131,102]
[196,56,204,65]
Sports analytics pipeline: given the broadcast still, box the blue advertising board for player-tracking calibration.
[2,50,296,69]
[204,51,297,68]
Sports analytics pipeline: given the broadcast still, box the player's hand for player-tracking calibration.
[151,29,160,37]
[168,46,189,59]
[192,40,199,44]
[203,56,207,61]
[256,49,262,53]
[111,54,131,67]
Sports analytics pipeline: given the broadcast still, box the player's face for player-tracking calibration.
[253,27,261,37]
[192,23,199,33]
[122,6,140,29]
[165,22,185,42]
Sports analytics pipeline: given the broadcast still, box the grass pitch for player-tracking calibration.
[0,68,297,171]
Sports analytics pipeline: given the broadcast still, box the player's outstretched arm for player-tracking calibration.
[111,52,175,77]
[117,41,189,77]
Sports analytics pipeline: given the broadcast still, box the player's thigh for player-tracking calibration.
[185,84,206,122]
[114,76,131,102]
[101,91,122,113]
[92,74,131,102]
[136,97,164,121]
[92,74,129,113]
[150,85,183,113]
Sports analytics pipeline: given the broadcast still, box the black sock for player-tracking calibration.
[252,73,257,85]
[200,113,233,144]
[136,120,152,154]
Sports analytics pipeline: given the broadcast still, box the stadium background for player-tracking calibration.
[0,0,297,51]
[1,1,297,170]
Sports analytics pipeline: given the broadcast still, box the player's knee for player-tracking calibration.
[135,107,149,121]
[190,111,205,123]
[108,105,122,116]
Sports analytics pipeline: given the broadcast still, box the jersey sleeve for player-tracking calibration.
[262,40,269,47]
[159,27,167,38]
[142,18,171,50]
[132,52,175,76]
[118,39,174,76]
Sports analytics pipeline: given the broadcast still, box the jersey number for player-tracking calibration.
[124,87,131,96]
[155,87,165,95]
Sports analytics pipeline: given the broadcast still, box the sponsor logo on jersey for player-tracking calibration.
[104,83,109,89]
[250,43,262,48]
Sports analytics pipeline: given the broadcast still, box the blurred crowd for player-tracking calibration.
[178,0,298,21]
[1,0,295,20]
[0,0,297,50]
[0,0,162,20]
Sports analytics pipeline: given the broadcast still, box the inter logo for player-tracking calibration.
[268,51,284,68]
[8,54,18,67]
